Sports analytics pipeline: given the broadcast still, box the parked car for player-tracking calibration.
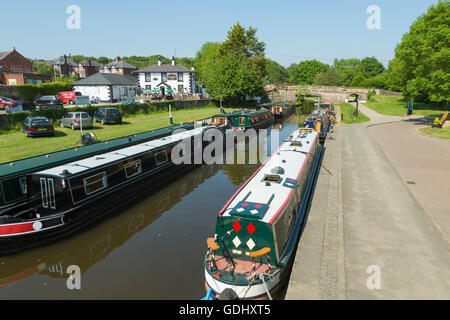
[34,96,63,110]
[94,107,122,125]
[60,112,93,130]
[0,96,22,110]
[56,91,82,105]
[21,116,54,137]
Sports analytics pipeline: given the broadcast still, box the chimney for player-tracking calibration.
[116,56,120,63]
[191,66,195,71]
[12,46,16,51]
[158,56,162,66]
[171,56,175,66]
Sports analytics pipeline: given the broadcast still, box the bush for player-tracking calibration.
[367,89,377,101]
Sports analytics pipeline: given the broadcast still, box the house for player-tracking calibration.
[0,47,52,85]
[136,57,197,96]
[52,55,77,77]
[72,73,138,102]
[74,59,103,78]
[100,57,137,76]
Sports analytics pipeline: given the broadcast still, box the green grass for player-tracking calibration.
[0,107,223,163]
[419,127,450,140]
[364,95,448,118]
[338,102,370,124]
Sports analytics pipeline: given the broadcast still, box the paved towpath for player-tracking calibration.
[286,104,450,299]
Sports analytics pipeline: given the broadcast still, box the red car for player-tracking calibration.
[0,96,22,110]
[56,91,82,105]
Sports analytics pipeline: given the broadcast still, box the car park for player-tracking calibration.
[21,116,55,137]
[34,96,64,110]
[93,107,122,125]
[60,112,93,130]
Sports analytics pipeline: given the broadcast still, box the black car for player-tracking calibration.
[34,96,63,110]
[21,116,55,137]
[94,107,122,125]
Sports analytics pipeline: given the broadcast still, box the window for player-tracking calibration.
[145,85,151,90]
[168,74,177,81]
[124,160,142,178]
[178,73,183,82]
[154,151,168,166]
[145,73,151,82]
[19,177,27,195]
[40,178,48,208]
[47,178,56,209]
[178,84,184,93]
[239,117,246,126]
[162,73,167,82]
[83,172,107,195]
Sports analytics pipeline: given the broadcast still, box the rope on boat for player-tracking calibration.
[258,273,273,300]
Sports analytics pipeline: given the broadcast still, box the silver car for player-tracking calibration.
[60,112,93,130]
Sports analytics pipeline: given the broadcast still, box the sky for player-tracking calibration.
[0,0,440,67]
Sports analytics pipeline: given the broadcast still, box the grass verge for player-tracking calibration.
[364,95,448,118]
[338,102,370,124]
[418,127,450,140]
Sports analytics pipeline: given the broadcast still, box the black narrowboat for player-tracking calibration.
[0,125,222,253]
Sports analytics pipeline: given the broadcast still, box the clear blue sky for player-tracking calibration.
[0,0,439,67]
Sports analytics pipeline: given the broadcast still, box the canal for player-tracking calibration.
[0,113,307,299]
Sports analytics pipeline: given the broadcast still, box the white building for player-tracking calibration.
[72,73,138,102]
[136,57,197,96]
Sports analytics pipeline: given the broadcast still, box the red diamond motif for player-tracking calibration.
[241,203,249,207]
[254,204,262,208]
[233,221,241,233]
[247,222,256,235]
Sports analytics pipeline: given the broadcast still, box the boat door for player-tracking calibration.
[40,177,56,210]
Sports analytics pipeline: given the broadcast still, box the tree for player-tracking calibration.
[34,61,53,75]
[334,58,361,85]
[295,86,310,104]
[351,73,367,87]
[359,57,385,78]
[313,67,346,86]
[265,59,289,84]
[289,60,329,84]
[204,53,264,103]
[194,42,220,84]
[97,56,112,65]
[389,0,449,104]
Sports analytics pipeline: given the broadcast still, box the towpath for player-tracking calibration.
[286,104,450,299]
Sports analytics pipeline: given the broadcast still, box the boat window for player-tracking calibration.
[47,178,56,209]
[155,150,168,166]
[83,172,107,196]
[124,159,142,178]
[239,117,246,126]
[40,178,48,208]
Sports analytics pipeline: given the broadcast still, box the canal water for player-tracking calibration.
[0,113,307,299]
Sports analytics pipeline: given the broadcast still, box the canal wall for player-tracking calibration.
[265,84,401,102]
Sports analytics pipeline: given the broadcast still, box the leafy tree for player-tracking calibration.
[389,0,449,103]
[313,67,346,86]
[359,57,385,78]
[265,59,289,84]
[294,86,310,104]
[289,60,329,84]
[334,58,361,85]
[351,73,367,87]
[97,56,112,65]
[34,61,53,75]
[204,53,264,103]
[194,42,220,84]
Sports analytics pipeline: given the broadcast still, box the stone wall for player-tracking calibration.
[265,84,401,102]
[0,114,7,130]
[0,85,21,100]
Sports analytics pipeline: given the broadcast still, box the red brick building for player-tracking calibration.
[0,47,51,85]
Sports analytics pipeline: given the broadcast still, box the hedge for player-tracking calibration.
[16,82,73,102]
[4,101,213,129]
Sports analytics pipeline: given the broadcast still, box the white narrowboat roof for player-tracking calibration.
[220,129,319,224]
[36,126,212,177]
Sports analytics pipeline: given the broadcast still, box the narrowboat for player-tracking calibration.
[270,102,295,119]
[0,125,222,253]
[303,109,331,143]
[203,128,322,299]
[0,122,196,215]
[211,109,273,132]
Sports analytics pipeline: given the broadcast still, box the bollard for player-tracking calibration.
[341,113,344,121]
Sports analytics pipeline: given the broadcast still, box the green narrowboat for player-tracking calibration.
[211,109,273,132]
